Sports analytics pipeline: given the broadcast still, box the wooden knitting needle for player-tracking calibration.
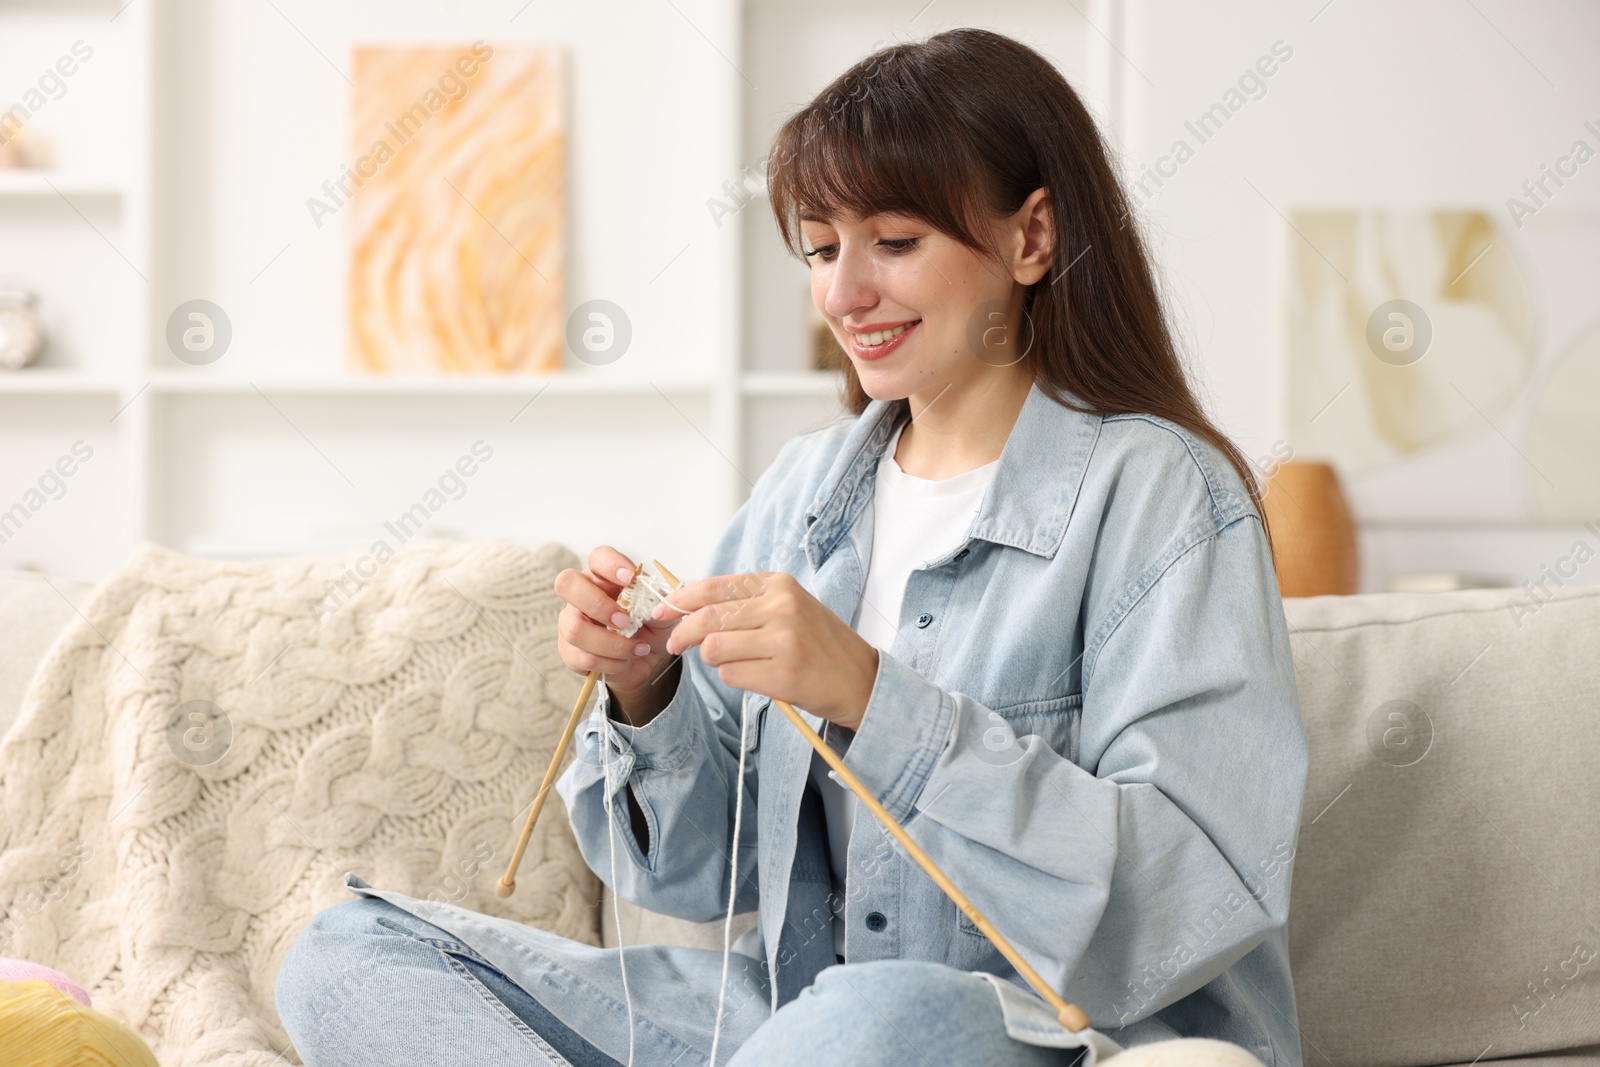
[652,560,1090,1033]
[498,557,644,898]
[497,670,598,898]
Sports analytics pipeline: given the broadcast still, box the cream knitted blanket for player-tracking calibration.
[0,540,600,1065]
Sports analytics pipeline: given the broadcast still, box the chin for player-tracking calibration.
[850,369,912,404]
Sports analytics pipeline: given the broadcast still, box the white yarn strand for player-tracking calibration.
[708,695,752,1066]
[601,705,637,1067]
[616,563,750,1066]
[600,566,678,1066]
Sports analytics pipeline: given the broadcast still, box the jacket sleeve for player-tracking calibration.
[837,510,1308,1027]
[553,452,811,924]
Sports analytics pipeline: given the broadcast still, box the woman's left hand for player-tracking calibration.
[655,571,879,730]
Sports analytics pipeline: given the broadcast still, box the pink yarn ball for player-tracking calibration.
[0,959,90,1006]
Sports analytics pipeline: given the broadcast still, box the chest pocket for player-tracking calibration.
[956,690,1082,937]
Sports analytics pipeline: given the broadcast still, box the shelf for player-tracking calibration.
[0,370,123,395]
[0,172,126,201]
[0,370,729,398]
[143,372,714,396]
[741,371,843,396]
[0,370,847,398]
[1358,517,1600,530]
[0,0,127,8]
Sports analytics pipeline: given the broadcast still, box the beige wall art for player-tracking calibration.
[347,42,565,374]
[1287,207,1600,521]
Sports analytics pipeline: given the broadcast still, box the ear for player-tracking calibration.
[1009,187,1055,287]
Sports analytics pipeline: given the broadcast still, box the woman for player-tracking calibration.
[277,27,1308,1067]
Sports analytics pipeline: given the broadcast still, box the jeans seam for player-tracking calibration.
[371,906,700,1063]
[372,914,577,1064]
[534,954,700,1060]
[440,951,577,1066]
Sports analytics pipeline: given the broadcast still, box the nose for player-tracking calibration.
[819,240,877,321]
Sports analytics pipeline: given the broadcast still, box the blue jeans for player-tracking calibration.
[276,897,1089,1066]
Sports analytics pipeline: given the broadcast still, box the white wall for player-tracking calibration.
[1122,0,1600,590]
[155,0,740,383]
[6,0,1596,593]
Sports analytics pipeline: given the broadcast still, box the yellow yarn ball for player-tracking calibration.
[0,979,160,1066]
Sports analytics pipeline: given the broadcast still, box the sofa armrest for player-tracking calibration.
[0,570,95,741]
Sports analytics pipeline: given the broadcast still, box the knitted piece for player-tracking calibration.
[615,566,674,638]
[0,539,601,1066]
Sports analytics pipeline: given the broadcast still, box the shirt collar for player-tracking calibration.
[801,378,1103,569]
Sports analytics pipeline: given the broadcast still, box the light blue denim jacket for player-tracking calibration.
[556,380,1309,1065]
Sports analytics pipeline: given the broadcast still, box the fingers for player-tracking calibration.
[554,567,634,633]
[666,597,766,656]
[588,545,638,591]
[693,628,771,668]
[558,603,649,675]
[555,551,659,678]
[659,571,801,655]
[654,571,772,619]
[635,611,683,635]
[558,560,800,676]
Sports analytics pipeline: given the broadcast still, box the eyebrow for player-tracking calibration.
[799,210,831,224]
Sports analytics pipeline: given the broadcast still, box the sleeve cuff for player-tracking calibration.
[838,651,957,823]
[580,674,701,773]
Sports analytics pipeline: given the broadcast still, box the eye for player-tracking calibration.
[803,243,839,262]
[880,237,920,253]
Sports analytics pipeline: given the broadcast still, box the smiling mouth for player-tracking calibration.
[847,319,921,357]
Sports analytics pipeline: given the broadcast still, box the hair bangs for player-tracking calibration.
[766,62,998,261]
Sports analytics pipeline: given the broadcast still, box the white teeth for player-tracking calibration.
[855,322,915,347]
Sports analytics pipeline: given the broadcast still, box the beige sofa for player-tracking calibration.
[2,563,1597,1067]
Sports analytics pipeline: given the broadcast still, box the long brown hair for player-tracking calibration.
[765,28,1269,533]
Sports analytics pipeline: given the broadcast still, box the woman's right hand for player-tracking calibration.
[554,545,682,712]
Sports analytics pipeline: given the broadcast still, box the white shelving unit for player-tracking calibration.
[0,0,152,580]
[0,0,1113,582]
[0,172,125,198]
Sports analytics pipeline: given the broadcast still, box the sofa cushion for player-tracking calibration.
[1283,584,1600,1067]
[1434,1049,1600,1067]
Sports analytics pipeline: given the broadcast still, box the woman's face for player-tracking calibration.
[801,207,1037,404]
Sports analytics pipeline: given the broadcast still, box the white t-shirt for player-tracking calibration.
[809,415,999,959]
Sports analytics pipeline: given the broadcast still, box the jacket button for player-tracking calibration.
[865,911,887,932]
[915,613,933,628]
